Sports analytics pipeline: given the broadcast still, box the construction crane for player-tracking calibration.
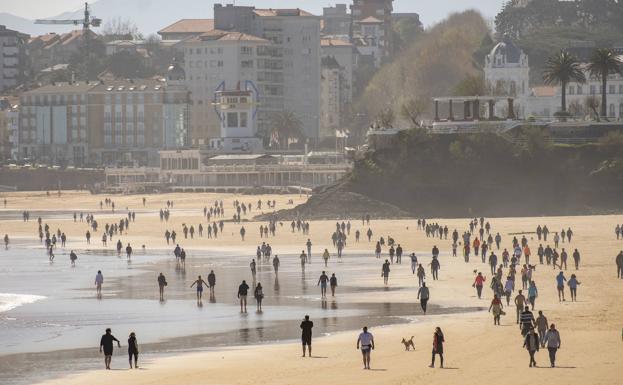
[34,2,102,79]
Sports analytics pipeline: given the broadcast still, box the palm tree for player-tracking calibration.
[587,48,623,118]
[543,50,586,115]
[269,110,304,149]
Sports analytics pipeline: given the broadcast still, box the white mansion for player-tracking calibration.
[484,38,623,120]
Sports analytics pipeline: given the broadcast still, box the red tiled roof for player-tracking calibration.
[158,19,215,34]
[359,16,383,24]
[532,86,557,97]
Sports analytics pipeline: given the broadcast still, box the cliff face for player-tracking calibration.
[263,129,623,220]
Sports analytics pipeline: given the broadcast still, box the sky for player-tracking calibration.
[2,0,506,27]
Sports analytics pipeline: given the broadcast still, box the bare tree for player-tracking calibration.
[101,17,142,41]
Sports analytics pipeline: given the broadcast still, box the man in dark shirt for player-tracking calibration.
[300,315,314,357]
[100,328,121,369]
[238,280,250,313]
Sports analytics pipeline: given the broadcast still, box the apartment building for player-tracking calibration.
[182,30,268,144]
[320,56,341,138]
[0,25,29,92]
[18,75,189,166]
[322,4,351,36]
[214,4,322,140]
[351,0,394,63]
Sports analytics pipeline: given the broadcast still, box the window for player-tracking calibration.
[619,85,623,94]
[619,103,623,118]
[218,60,223,67]
[568,86,574,95]
[609,85,616,94]
[577,85,583,95]
[240,112,248,128]
[115,94,122,104]
[217,47,223,54]
[241,46,253,55]
[609,104,615,117]
[241,60,253,68]
[227,112,238,128]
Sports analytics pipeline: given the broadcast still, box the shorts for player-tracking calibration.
[361,346,372,353]
[557,285,564,291]
[197,286,203,293]
[302,336,312,346]
[240,294,247,300]
[320,283,327,289]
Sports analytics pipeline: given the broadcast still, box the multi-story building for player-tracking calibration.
[350,0,394,63]
[321,37,356,104]
[182,30,268,144]
[320,56,341,138]
[213,4,322,140]
[18,71,189,166]
[0,98,19,160]
[0,25,29,92]
[322,4,351,36]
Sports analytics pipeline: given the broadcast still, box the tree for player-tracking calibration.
[269,110,304,149]
[107,51,153,79]
[400,98,426,128]
[585,95,601,121]
[101,17,142,41]
[587,48,623,118]
[454,75,487,96]
[376,107,395,127]
[543,50,585,114]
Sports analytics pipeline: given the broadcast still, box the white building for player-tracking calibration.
[321,37,356,105]
[214,4,322,140]
[484,36,530,117]
[209,88,263,152]
[182,30,268,145]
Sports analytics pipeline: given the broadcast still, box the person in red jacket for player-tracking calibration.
[473,272,486,299]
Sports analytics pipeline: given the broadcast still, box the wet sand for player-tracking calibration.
[0,191,622,385]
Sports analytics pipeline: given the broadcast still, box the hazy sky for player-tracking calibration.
[3,0,506,26]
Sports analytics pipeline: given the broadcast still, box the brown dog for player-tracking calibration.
[401,336,415,351]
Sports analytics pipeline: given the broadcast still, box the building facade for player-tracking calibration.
[350,0,394,63]
[320,57,341,137]
[322,4,351,36]
[0,25,29,92]
[18,76,189,166]
[182,29,267,144]
[213,4,322,140]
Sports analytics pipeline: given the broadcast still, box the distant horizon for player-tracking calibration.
[3,0,505,29]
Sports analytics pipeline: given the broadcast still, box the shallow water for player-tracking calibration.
[0,242,481,385]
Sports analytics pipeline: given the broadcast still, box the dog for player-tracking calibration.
[401,336,415,351]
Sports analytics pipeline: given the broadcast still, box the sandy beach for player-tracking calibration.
[0,191,622,385]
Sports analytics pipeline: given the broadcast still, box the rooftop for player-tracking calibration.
[253,8,314,17]
[321,37,353,47]
[158,19,215,35]
[359,16,383,24]
[531,86,557,97]
[190,30,268,43]
[209,154,274,160]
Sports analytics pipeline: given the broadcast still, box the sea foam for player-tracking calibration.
[0,293,46,313]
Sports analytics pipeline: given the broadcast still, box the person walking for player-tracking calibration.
[568,274,581,302]
[473,272,486,299]
[430,256,440,280]
[572,249,580,270]
[488,294,504,325]
[556,272,567,302]
[356,326,375,370]
[418,282,430,314]
[330,273,338,297]
[543,324,561,367]
[300,315,313,357]
[410,253,418,274]
[254,283,264,312]
[157,272,167,301]
[519,306,536,336]
[128,332,139,369]
[523,327,540,367]
[429,327,444,368]
[381,260,390,285]
[322,248,330,267]
[535,311,548,347]
[317,271,329,298]
[238,280,250,313]
[417,264,426,287]
[95,270,104,297]
[273,255,280,275]
[207,270,216,297]
[527,281,538,310]
[190,275,208,303]
[616,251,623,278]
[514,290,526,325]
[99,328,121,369]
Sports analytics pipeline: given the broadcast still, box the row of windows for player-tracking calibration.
[104,135,146,146]
[21,94,86,105]
[568,84,623,95]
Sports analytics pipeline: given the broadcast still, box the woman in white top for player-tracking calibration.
[95,271,104,297]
